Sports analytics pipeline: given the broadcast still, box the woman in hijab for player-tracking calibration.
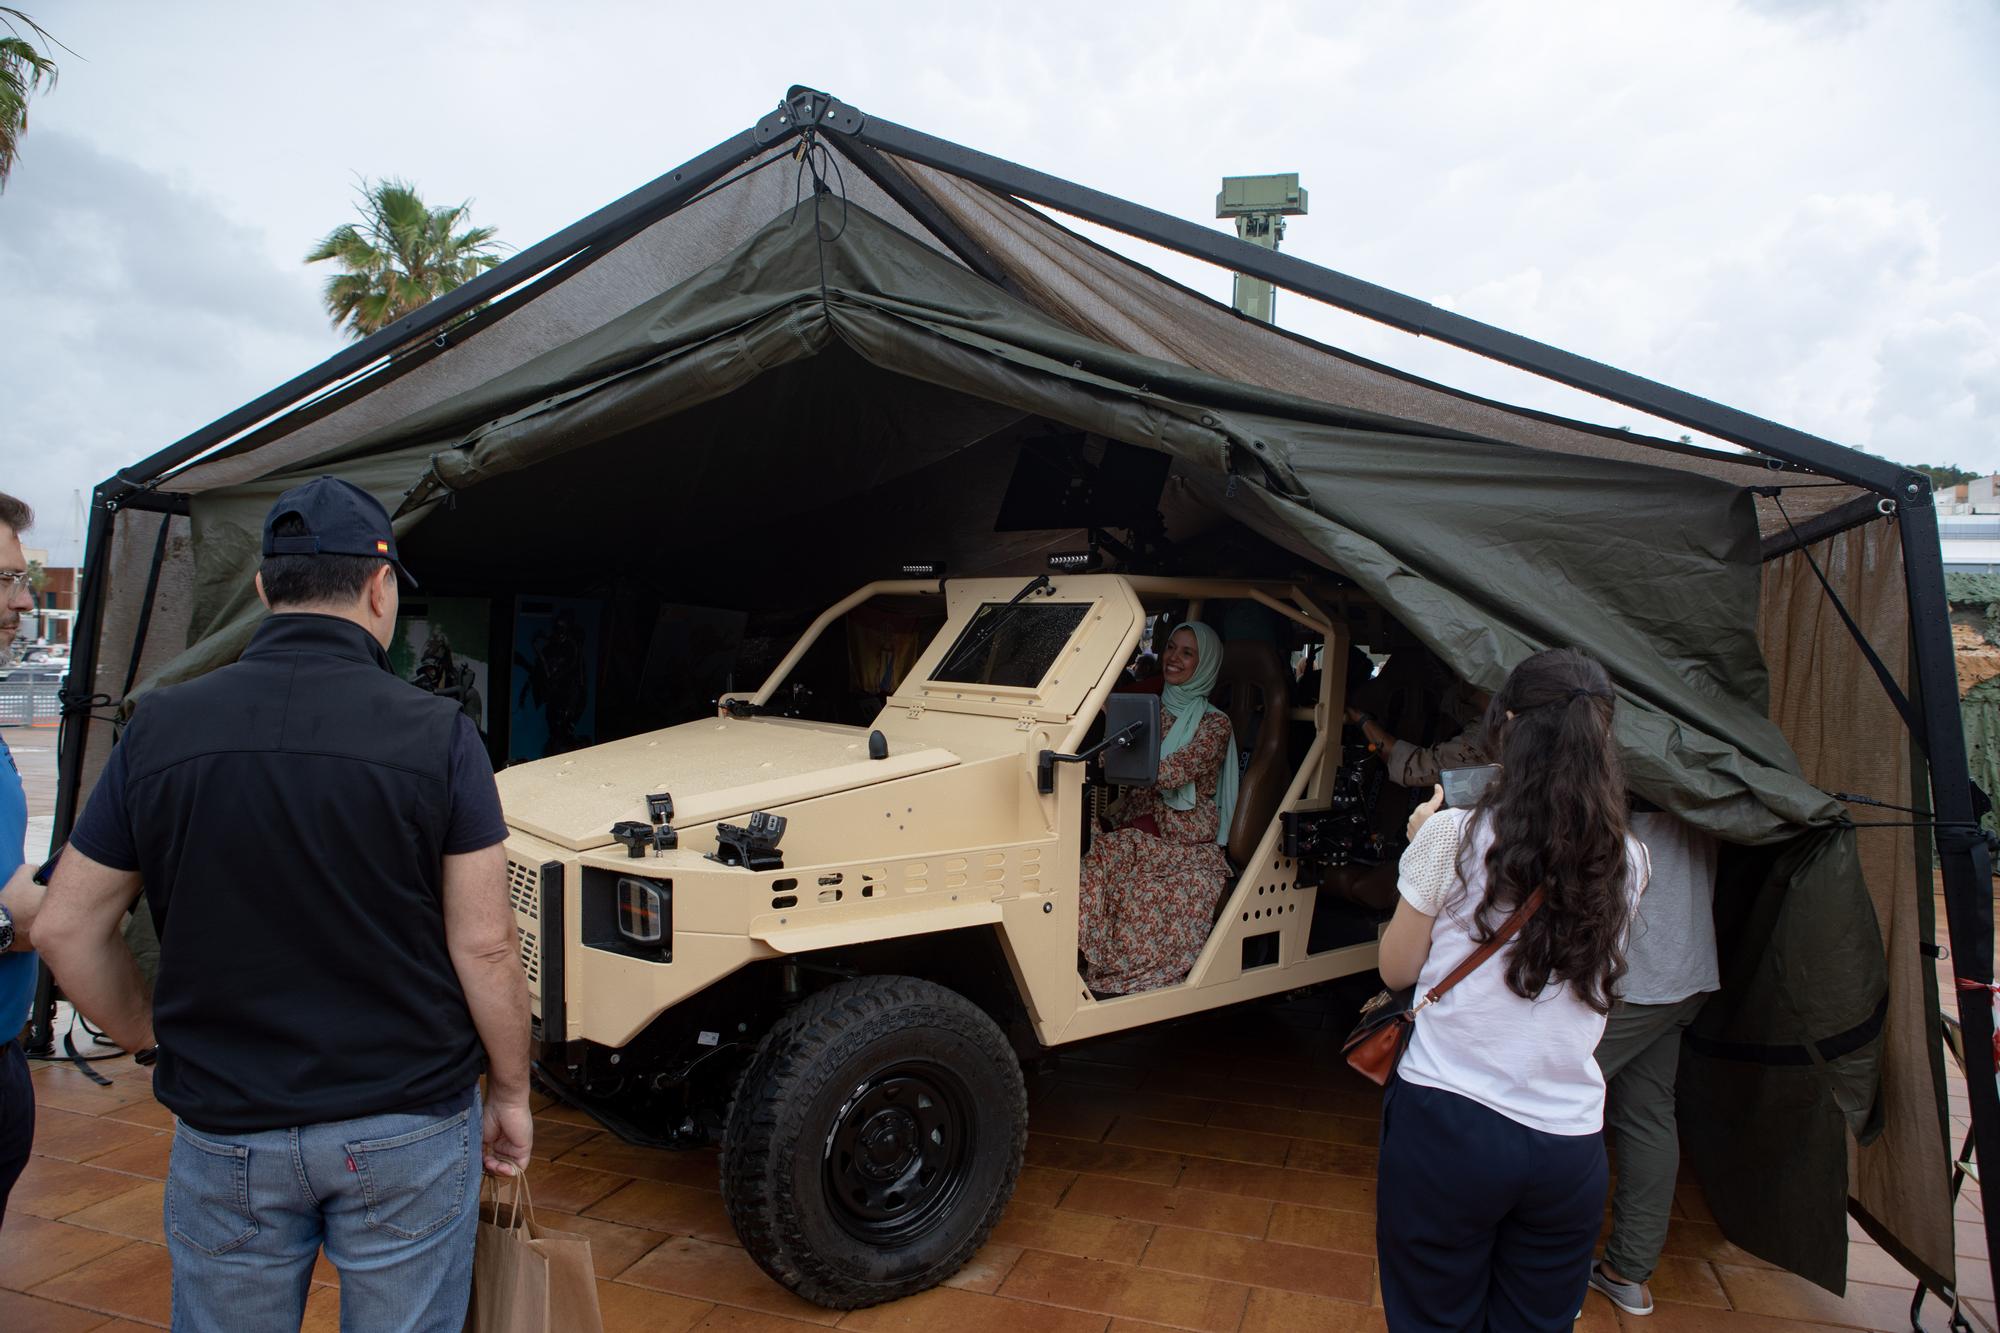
[1078,621,1239,995]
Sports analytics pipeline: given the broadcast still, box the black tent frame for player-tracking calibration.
[47,84,1993,1297]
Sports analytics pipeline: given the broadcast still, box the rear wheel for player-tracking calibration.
[720,975,1026,1308]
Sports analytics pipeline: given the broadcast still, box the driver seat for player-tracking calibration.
[1211,639,1294,869]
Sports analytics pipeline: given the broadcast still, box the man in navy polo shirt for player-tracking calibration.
[39,478,532,1333]
[0,490,50,1226]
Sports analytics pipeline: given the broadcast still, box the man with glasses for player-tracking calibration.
[38,478,532,1333]
[0,491,50,1225]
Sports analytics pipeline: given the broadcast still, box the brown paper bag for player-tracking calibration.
[466,1174,604,1333]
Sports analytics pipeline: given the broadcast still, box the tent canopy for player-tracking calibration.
[60,88,1980,1299]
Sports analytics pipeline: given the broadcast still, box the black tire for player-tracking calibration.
[720,975,1026,1309]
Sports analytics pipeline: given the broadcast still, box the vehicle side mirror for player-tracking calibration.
[1035,692,1162,794]
[1100,693,1161,787]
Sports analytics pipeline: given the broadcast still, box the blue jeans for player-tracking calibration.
[165,1088,481,1333]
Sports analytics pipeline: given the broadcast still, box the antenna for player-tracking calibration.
[1216,174,1308,324]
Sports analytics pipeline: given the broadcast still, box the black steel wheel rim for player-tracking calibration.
[821,1060,975,1245]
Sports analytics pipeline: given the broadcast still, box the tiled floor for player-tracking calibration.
[4,971,1992,1333]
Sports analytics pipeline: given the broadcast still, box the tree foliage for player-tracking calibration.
[0,8,62,192]
[305,178,504,341]
[1916,462,1984,491]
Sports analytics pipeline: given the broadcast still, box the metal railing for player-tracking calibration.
[0,674,64,728]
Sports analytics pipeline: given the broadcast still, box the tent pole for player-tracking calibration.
[1898,500,2000,1292]
[31,483,119,1055]
[836,104,1915,498]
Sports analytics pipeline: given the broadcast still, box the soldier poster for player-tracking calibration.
[389,598,493,739]
[510,596,600,761]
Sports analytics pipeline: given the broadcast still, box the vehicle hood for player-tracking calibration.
[496,716,960,851]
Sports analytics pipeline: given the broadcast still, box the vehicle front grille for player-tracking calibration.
[506,857,542,991]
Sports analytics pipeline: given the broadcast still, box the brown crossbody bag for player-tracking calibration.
[1341,886,1548,1086]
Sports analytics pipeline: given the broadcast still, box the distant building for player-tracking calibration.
[17,545,77,647]
[1936,479,2000,574]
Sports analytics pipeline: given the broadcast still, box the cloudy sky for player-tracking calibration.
[2,0,1995,564]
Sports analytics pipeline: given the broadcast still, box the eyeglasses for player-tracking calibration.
[0,571,33,592]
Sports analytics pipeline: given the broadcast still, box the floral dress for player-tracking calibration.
[1078,708,1234,995]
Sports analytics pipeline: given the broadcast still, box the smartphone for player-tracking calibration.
[1440,764,1502,808]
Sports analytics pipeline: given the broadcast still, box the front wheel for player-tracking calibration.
[720,975,1026,1308]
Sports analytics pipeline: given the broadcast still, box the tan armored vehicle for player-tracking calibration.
[499,572,1389,1307]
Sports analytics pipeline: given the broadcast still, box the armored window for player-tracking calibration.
[930,603,1091,689]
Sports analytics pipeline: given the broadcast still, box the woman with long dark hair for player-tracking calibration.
[1373,648,1650,1330]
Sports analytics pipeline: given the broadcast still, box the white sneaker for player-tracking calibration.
[1587,1261,1653,1316]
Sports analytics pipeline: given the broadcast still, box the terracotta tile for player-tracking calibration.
[556,1137,723,1189]
[1572,1290,1620,1331]
[6,1157,149,1219]
[23,1068,153,1117]
[1648,1255,1729,1308]
[0,1213,132,1290]
[537,1210,670,1279]
[1265,1202,1375,1256]
[0,1285,118,1332]
[1140,1225,1373,1303]
[1106,1117,1289,1167]
[529,1116,601,1161]
[1715,1264,1923,1329]
[86,1321,164,1332]
[618,1236,841,1325]
[1025,1134,1185,1188]
[28,1241,174,1326]
[595,1278,712,1333]
[1174,1158,1375,1213]
[1638,1303,1852,1331]
[1045,1056,1149,1089]
[585,1179,736,1243]
[26,1110,158,1165]
[1143,1070,1304,1112]
[312,1250,339,1287]
[97,1099,176,1132]
[1031,1093,1119,1144]
[996,1248,1248,1332]
[301,1284,341,1332]
[72,1135,170,1181]
[1843,1243,1913,1288]
[990,1201,1151,1265]
[1012,1166,1076,1208]
[835,1284,1108,1332]
[691,1308,835,1331]
[537,1101,604,1129]
[519,1159,630,1215]
[1065,1086,1219,1129]
[944,1242,1024,1294]
[1207,1102,1379,1149]
[1238,1286,1386,1333]
[1059,1175,1272,1238]
[1659,1217,1777,1268]
[58,1181,165,1245]
[1282,1139,1378,1179]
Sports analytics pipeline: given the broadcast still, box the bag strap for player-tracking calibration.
[1412,887,1547,1013]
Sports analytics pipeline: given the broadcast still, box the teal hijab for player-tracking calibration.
[1158,621,1241,847]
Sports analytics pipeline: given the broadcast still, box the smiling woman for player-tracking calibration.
[0,485,49,1231]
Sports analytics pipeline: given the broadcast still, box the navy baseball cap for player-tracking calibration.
[261,477,418,589]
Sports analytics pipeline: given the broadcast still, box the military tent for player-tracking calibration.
[47,86,1993,1302]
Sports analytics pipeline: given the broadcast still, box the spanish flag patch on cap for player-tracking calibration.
[375,539,389,553]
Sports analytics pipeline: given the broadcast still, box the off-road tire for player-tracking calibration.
[719,975,1027,1309]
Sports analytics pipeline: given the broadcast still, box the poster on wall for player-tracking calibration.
[389,598,493,739]
[510,596,600,762]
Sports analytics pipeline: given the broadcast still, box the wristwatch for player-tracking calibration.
[0,902,13,953]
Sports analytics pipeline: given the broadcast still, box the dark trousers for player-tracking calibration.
[0,1037,33,1228]
[1377,1078,1608,1332]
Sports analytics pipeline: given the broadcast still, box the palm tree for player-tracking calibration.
[0,8,62,192]
[305,178,504,341]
